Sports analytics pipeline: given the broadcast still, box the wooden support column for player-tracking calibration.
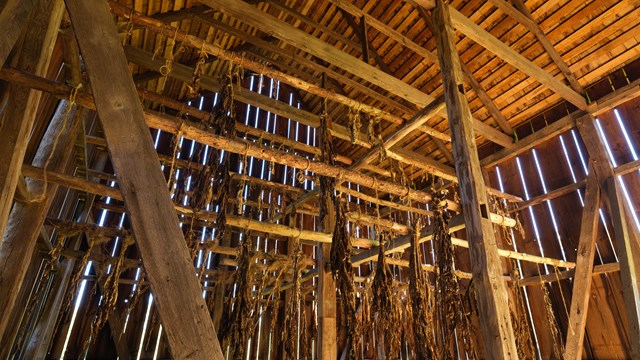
[64,0,223,358]
[432,1,518,359]
[576,114,640,359]
[0,0,63,241]
[563,165,601,360]
[316,204,337,359]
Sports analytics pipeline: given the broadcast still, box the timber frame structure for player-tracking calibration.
[1,0,639,358]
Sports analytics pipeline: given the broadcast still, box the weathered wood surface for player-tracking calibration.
[0,0,65,340]
[576,114,640,359]
[432,1,518,358]
[0,0,41,65]
[0,0,63,242]
[563,166,601,360]
[64,0,224,358]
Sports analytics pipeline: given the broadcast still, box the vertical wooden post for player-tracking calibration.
[576,114,640,359]
[64,0,224,358]
[563,165,601,360]
[431,1,518,359]
[316,207,337,359]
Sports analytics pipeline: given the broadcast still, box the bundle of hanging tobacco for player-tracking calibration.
[330,197,360,359]
[371,231,402,356]
[218,234,256,359]
[193,67,238,245]
[318,109,335,227]
[509,263,536,359]
[431,186,480,359]
[408,216,436,359]
[282,238,302,360]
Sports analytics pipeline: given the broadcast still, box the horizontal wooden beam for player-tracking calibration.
[482,75,640,169]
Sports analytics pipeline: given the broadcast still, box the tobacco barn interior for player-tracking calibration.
[1,0,639,359]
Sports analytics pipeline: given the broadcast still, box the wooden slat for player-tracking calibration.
[432,1,518,357]
[64,0,224,358]
[447,5,587,110]
[564,166,601,360]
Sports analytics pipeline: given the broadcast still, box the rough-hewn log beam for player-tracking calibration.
[0,0,62,242]
[432,1,517,358]
[64,0,224,358]
[563,166,601,360]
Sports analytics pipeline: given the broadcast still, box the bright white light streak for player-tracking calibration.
[136,294,154,360]
[595,119,640,232]
[495,166,542,360]
[532,149,568,261]
[516,157,549,274]
[153,325,163,360]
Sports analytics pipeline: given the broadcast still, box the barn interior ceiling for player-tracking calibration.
[0,0,639,359]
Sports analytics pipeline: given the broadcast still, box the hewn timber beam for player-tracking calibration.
[563,165,601,360]
[482,76,640,168]
[21,166,566,272]
[0,0,65,341]
[512,179,586,213]
[447,5,587,111]
[195,0,514,148]
[616,158,640,177]
[0,0,42,65]
[518,262,620,287]
[576,114,640,358]
[0,103,79,350]
[432,1,518,358]
[489,0,585,95]
[64,0,224,358]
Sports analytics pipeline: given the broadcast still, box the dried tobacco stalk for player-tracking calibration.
[408,217,436,359]
[371,232,401,356]
[330,197,360,359]
[219,235,256,359]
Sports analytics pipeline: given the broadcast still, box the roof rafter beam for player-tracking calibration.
[446,5,587,110]
[488,0,585,95]
[200,0,514,148]
[334,0,514,135]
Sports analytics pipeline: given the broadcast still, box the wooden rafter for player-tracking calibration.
[447,5,587,111]
[488,0,585,95]
[199,0,514,148]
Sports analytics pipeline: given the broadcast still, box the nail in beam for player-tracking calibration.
[64,0,224,358]
[432,1,518,358]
